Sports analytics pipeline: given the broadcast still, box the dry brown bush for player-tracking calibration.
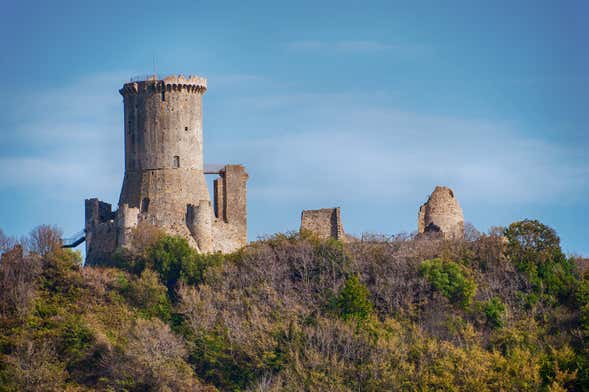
[98,317,204,391]
[0,228,17,254]
[3,340,67,392]
[0,245,41,319]
[27,224,62,256]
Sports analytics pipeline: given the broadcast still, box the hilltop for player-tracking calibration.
[0,221,588,391]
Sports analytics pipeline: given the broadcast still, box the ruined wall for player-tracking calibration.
[187,200,214,254]
[418,186,464,239]
[300,207,345,241]
[211,165,248,252]
[85,199,118,265]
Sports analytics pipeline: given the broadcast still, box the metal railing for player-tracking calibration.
[129,74,157,82]
[204,163,226,174]
[61,229,86,248]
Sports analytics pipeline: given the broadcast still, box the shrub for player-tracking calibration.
[119,269,172,320]
[575,277,589,343]
[484,297,506,328]
[420,258,477,307]
[0,246,40,319]
[107,318,198,391]
[336,275,374,321]
[147,236,224,295]
[1,341,67,391]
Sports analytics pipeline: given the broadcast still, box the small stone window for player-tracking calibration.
[161,90,166,101]
[173,156,180,168]
[141,197,150,213]
[185,126,189,131]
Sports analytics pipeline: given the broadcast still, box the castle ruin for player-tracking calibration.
[418,186,464,239]
[85,75,248,264]
[300,207,346,241]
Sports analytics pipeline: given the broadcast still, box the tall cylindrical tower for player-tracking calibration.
[118,75,210,241]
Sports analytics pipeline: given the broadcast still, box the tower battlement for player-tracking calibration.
[120,74,207,96]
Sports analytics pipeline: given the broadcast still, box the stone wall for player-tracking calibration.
[211,165,248,252]
[300,207,345,241]
[85,199,118,265]
[417,186,464,239]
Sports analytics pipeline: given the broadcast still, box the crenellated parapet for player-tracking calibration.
[119,74,207,96]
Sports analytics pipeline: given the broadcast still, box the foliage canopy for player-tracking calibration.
[0,222,588,391]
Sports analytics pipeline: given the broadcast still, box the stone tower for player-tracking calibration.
[118,75,210,247]
[418,186,464,239]
[84,75,248,264]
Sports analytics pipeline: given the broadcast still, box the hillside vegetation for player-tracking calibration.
[0,220,588,391]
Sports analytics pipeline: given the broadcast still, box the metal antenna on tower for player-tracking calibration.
[152,54,157,78]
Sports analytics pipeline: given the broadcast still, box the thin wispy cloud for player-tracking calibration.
[208,92,588,207]
[4,74,587,209]
[0,72,128,203]
[335,40,394,51]
[288,40,396,52]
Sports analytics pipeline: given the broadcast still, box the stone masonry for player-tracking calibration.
[300,207,346,241]
[85,75,248,264]
[418,186,464,239]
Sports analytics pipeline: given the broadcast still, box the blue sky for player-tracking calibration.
[0,0,587,255]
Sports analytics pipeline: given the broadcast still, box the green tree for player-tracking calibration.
[336,275,373,321]
[504,219,575,300]
[147,236,224,295]
[120,269,172,320]
[420,258,477,307]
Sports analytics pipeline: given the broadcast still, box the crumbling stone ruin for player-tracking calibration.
[300,207,346,241]
[85,75,248,264]
[418,186,464,239]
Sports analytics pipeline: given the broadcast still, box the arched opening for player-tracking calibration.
[173,156,180,168]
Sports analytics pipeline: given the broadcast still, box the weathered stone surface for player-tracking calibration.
[85,75,248,265]
[300,207,346,241]
[418,186,464,239]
